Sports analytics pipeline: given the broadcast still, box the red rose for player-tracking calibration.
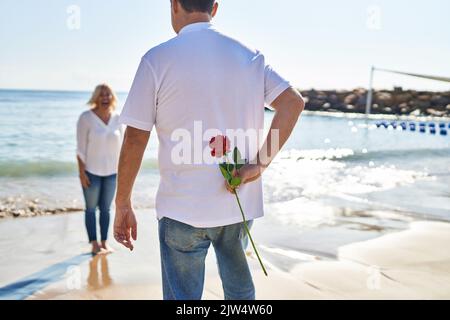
[209,135,268,276]
[209,135,231,158]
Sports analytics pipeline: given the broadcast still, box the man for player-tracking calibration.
[114,0,304,300]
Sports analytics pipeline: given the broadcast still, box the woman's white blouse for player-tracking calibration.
[77,110,124,177]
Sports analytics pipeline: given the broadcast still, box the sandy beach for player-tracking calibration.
[0,209,449,300]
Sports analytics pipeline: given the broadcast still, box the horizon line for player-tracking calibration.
[1,86,449,94]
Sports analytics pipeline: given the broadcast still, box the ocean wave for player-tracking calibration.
[0,161,77,178]
[1,146,442,179]
[0,159,159,177]
[282,148,355,160]
[286,147,450,162]
[340,148,450,163]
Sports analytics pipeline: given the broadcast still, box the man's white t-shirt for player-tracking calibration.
[120,22,291,228]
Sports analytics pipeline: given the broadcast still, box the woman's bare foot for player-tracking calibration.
[91,242,102,255]
[101,241,114,253]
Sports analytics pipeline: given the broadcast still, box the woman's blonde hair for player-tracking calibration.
[87,84,118,110]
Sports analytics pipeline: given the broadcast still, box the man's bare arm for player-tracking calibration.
[258,87,305,168]
[114,126,150,250]
[116,127,150,204]
[229,87,304,189]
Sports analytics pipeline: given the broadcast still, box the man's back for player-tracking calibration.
[120,22,290,227]
[146,23,265,141]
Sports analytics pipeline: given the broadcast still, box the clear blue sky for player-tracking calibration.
[1,0,449,92]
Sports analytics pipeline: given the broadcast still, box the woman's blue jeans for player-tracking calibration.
[82,171,117,243]
[158,217,255,300]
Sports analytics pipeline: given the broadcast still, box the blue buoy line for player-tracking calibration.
[375,121,449,136]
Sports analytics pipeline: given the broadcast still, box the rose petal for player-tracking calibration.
[209,135,231,156]
[223,136,231,153]
[209,137,216,149]
[215,151,224,158]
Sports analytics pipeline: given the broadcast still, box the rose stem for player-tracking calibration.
[234,189,268,276]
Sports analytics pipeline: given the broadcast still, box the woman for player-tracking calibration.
[77,84,124,255]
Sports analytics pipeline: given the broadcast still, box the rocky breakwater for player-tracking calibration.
[301,87,450,117]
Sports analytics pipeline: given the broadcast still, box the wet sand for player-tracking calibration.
[0,210,449,300]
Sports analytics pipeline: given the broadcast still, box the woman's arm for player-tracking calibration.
[76,155,90,188]
[76,115,91,188]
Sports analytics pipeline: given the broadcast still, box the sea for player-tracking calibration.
[0,89,449,255]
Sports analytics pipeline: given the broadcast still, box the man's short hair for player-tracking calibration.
[178,0,215,14]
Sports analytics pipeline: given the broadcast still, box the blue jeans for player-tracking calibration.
[158,217,255,300]
[82,171,117,243]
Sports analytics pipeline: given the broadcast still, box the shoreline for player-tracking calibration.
[0,196,82,219]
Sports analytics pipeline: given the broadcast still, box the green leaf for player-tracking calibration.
[230,177,242,187]
[227,163,235,174]
[233,147,246,170]
[233,147,241,165]
[219,164,231,181]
